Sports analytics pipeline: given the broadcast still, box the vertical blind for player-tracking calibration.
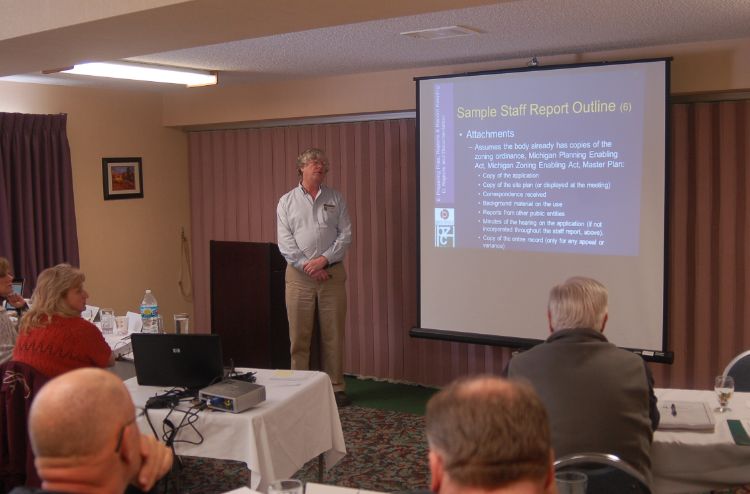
[188,104,750,389]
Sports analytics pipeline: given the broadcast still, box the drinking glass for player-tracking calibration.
[714,375,734,413]
[555,471,587,494]
[100,308,115,334]
[268,479,303,494]
[174,313,190,334]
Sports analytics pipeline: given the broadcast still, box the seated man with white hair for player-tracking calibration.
[425,375,557,494]
[9,368,173,494]
[507,276,659,486]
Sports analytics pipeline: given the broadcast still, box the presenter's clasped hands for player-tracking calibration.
[303,256,329,281]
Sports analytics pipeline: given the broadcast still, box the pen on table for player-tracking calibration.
[671,403,677,416]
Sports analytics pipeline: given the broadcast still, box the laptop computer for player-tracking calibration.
[4,279,24,311]
[130,333,224,389]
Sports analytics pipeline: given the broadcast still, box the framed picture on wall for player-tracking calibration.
[102,157,143,200]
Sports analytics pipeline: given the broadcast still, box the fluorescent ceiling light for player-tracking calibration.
[57,62,217,87]
[400,25,481,40]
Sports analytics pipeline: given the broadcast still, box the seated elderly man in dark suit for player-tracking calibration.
[426,375,557,494]
[507,276,659,486]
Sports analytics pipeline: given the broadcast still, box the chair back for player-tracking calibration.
[0,360,49,491]
[723,350,750,392]
[554,452,650,493]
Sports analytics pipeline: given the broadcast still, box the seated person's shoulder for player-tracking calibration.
[612,345,648,363]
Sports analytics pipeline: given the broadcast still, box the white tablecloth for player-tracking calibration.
[652,388,750,493]
[125,369,346,491]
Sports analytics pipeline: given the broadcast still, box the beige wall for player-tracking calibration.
[2,34,748,336]
[163,37,750,128]
[0,81,192,325]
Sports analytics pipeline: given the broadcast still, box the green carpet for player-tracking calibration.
[344,375,438,415]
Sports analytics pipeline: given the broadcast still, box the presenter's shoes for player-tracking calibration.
[334,391,352,408]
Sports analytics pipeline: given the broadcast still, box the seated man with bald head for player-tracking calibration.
[425,375,556,494]
[10,368,173,494]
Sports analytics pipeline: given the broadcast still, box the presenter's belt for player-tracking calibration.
[286,261,341,269]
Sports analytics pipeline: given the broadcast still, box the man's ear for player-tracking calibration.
[117,424,139,467]
[547,309,554,333]
[543,449,557,493]
[429,450,444,493]
[600,312,609,332]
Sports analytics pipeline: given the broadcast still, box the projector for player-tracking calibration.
[199,379,266,413]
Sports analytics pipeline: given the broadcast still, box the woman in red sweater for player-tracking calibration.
[12,264,113,378]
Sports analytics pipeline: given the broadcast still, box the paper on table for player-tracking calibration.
[305,483,359,494]
[220,488,259,494]
[82,305,100,322]
[268,370,312,381]
[126,311,142,333]
[658,401,715,431]
[306,483,386,494]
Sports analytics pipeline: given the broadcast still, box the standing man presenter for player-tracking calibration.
[277,148,352,407]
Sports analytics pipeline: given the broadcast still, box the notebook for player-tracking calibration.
[728,420,750,445]
[131,333,224,389]
[657,400,715,431]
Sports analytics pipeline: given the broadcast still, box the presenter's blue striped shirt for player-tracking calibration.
[277,183,352,271]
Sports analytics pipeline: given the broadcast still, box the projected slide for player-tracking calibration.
[417,59,669,356]
[431,69,644,255]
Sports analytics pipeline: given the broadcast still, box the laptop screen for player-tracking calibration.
[130,334,224,389]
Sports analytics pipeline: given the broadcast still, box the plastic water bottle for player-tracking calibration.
[140,289,159,333]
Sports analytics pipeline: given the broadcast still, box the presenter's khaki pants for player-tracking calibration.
[285,263,347,391]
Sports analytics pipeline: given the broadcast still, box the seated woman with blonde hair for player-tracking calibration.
[12,263,113,377]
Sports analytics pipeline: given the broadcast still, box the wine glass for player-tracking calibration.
[714,375,734,413]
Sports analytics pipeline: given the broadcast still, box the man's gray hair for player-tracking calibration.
[548,276,608,330]
[296,148,329,177]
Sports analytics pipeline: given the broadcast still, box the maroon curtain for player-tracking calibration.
[188,105,750,389]
[0,113,79,295]
[188,120,512,386]
[650,100,750,390]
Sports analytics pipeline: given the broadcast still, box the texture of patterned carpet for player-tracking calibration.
[154,396,750,494]
[162,405,428,494]
[295,405,429,491]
